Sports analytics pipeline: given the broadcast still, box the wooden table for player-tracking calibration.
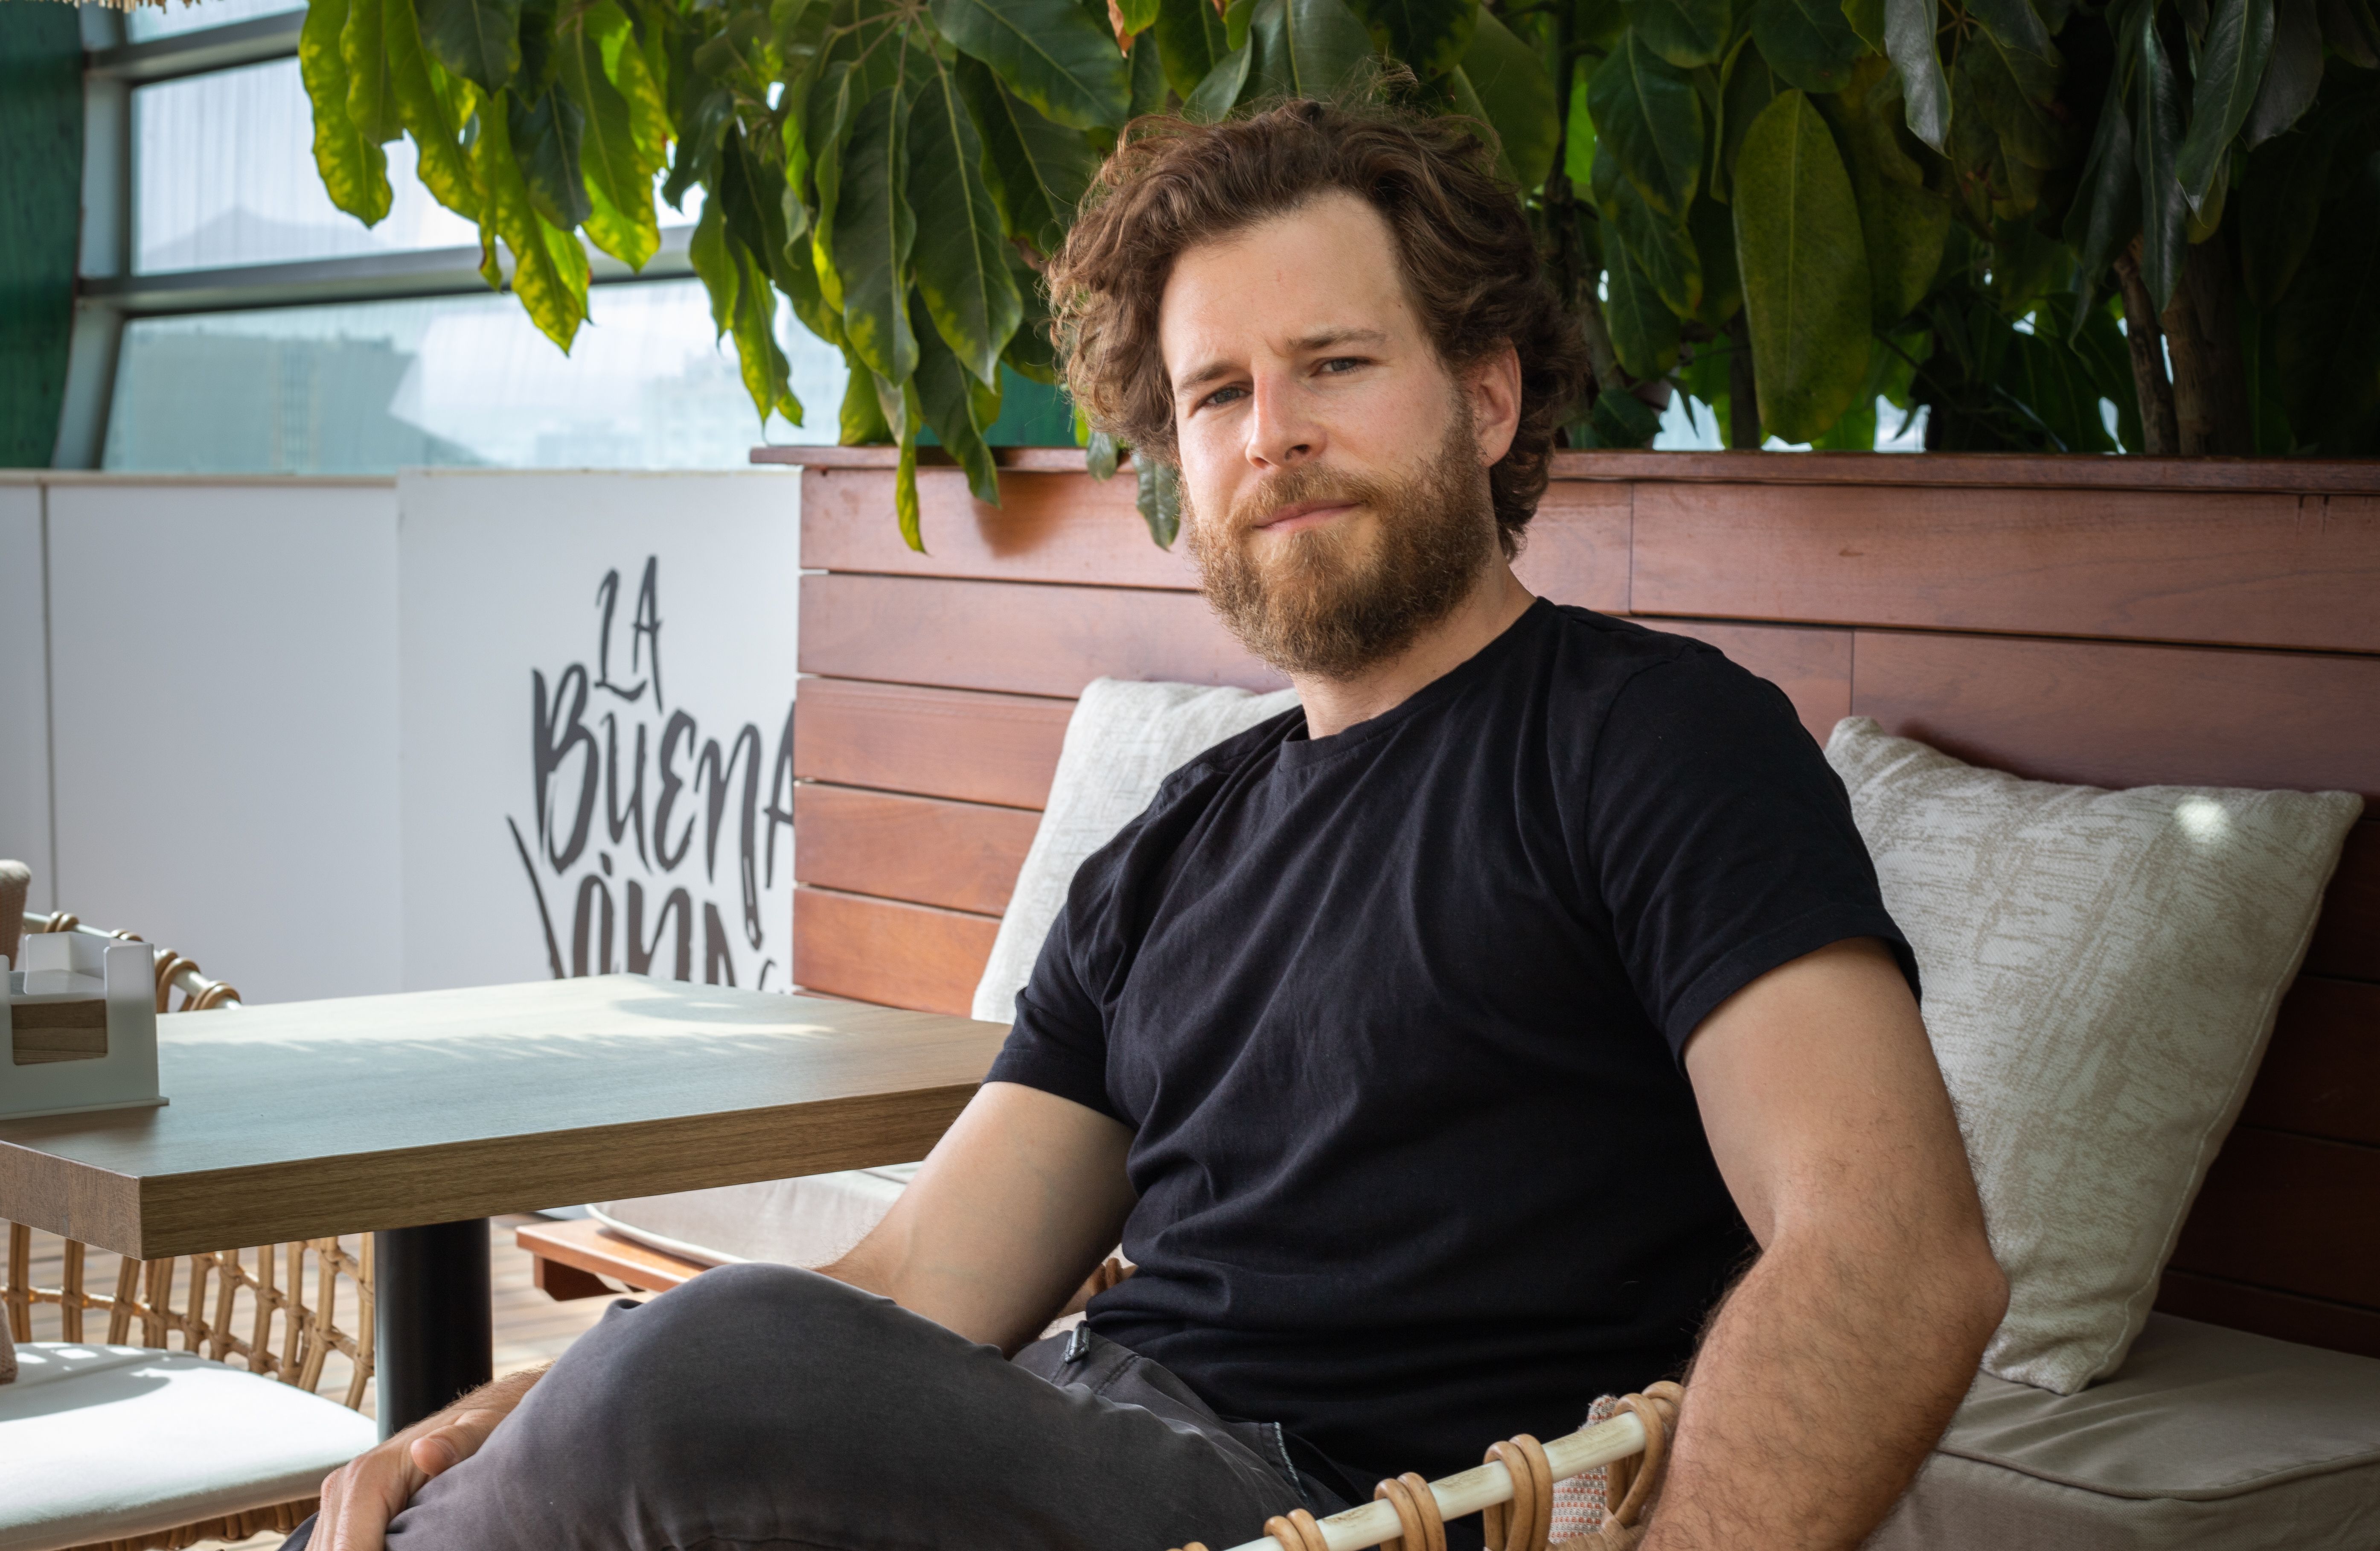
[0,974,1006,1434]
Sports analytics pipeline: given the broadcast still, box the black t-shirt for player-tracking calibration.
[988,599,1915,1491]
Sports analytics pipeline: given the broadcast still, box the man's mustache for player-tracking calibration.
[1226,466,1386,534]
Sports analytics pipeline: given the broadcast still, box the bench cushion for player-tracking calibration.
[0,1341,376,1551]
[1868,1314,2380,1550]
[594,1164,919,1268]
[1826,718,2362,1392]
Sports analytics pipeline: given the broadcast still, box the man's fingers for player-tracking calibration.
[409,1406,500,1478]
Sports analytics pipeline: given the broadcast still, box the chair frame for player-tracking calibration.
[5,906,374,1551]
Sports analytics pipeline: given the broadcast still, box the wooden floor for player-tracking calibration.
[13,1215,623,1549]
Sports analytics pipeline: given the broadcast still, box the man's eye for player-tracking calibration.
[1200,384,1248,409]
[1318,356,1366,375]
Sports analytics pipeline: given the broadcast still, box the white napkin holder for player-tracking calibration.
[1,933,167,1121]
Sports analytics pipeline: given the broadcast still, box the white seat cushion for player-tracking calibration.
[1825,719,2362,1392]
[0,1342,376,1551]
[594,1164,919,1268]
[1868,1315,2380,1550]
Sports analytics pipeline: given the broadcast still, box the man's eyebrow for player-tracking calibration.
[1171,329,1392,398]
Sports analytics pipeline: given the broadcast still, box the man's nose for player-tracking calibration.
[1245,370,1323,469]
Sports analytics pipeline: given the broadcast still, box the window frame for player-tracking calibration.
[58,6,695,469]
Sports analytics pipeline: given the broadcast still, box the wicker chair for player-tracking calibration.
[3,886,378,1551]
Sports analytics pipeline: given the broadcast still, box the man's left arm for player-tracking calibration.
[1651,936,2008,1551]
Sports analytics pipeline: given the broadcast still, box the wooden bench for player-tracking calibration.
[530,447,2380,1366]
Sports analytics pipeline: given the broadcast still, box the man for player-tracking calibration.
[300,101,2005,1551]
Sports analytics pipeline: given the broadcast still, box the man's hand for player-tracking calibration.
[1652,937,2008,1551]
[315,1366,544,1551]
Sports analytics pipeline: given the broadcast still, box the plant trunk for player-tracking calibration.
[2166,240,2255,455]
[1575,273,1626,409]
[1727,311,1761,449]
[2113,246,2182,455]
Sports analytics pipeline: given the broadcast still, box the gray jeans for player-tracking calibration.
[282,1262,1345,1551]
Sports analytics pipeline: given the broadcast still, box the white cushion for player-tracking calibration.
[0,1342,376,1551]
[594,1164,919,1268]
[972,676,1300,1025]
[1824,718,2363,1393]
[1868,1314,2380,1550]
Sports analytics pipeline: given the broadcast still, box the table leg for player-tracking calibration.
[374,1218,494,1440]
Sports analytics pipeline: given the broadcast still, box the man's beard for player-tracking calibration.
[1183,416,1498,681]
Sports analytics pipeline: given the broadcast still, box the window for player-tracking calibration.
[82,2,826,473]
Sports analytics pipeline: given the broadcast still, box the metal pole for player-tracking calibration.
[373,1218,493,1440]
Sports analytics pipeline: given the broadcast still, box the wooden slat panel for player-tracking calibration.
[802,573,1285,699]
[2155,1269,2380,1359]
[795,784,1038,916]
[1633,483,2380,653]
[2240,976,2380,1147]
[793,679,1070,810]
[1643,620,1853,745]
[2307,821,2380,984]
[793,886,999,1017]
[1848,631,2380,804]
[2169,1128,2380,1310]
[1506,482,1632,612]
[803,467,1199,588]
[803,468,1633,611]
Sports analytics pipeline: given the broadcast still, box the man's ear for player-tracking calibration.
[1466,343,1523,466]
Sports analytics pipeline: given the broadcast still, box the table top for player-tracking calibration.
[0,975,1007,1258]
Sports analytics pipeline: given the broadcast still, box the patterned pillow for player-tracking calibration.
[1825,719,2361,1392]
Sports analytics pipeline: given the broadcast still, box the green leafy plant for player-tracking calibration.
[297,0,2380,549]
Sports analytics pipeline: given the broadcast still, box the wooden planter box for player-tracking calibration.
[756,444,2380,1361]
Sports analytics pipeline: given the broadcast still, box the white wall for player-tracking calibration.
[43,479,404,1003]
[8,471,802,1004]
[397,470,802,994]
[0,484,52,902]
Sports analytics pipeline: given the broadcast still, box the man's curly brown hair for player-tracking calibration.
[1047,98,1589,556]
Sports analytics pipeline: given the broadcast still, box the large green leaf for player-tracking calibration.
[508,84,592,230]
[2237,117,2336,303]
[2276,155,2380,449]
[1882,0,1949,149]
[1714,41,1779,201]
[385,0,479,219]
[1689,190,1742,321]
[1825,79,1949,325]
[1347,0,1476,76]
[1135,455,1182,548]
[1116,0,1163,37]
[930,0,1131,130]
[1589,34,1704,214]
[1966,0,2054,57]
[730,247,800,423]
[2245,0,2322,143]
[2061,68,2138,321]
[2175,0,2275,199]
[1565,60,1599,186]
[342,0,403,143]
[838,350,894,440]
[1184,41,1255,119]
[417,0,523,93]
[915,307,1002,504]
[834,87,919,384]
[1155,0,1232,93]
[911,61,1024,385]
[562,22,655,267]
[1733,89,1872,439]
[1961,26,2065,168]
[2132,0,2190,310]
[1248,0,1378,100]
[1624,0,1731,67]
[1602,245,1682,375]
[301,0,393,225]
[1458,10,1559,189]
[471,87,585,348]
[593,0,669,181]
[1129,26,1168,115]
[957,56,1097,257]
[1593,140,1703,312]
[806,60,858,312]
[1750,0,1864,94]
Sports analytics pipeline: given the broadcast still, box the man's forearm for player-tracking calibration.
[1640,1228,2003,1551]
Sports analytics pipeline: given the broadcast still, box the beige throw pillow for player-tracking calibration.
[1825,718,2362,1393]
[972,677,1300,1026]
